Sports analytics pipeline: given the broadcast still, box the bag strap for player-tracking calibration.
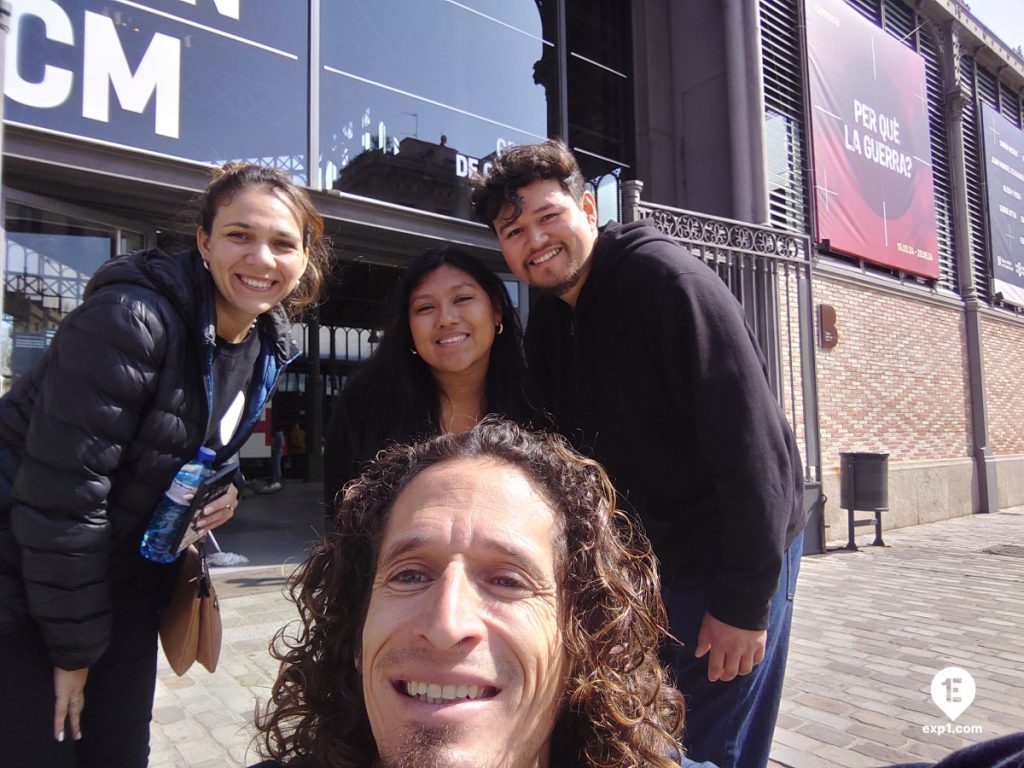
[196,540,213,599]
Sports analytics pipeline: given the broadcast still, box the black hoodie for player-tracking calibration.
[525,220,806,630]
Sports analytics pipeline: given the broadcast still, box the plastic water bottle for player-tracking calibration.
[140,447,216,563]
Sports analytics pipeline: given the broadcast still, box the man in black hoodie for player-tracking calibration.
[471,140,808,768]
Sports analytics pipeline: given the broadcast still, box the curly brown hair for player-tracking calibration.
[196,162,331,318]
[255,418,684,768]
[469,139,586,231]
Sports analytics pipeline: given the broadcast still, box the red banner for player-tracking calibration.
[805,0,939,279]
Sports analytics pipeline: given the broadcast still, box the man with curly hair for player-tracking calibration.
[251,419,703,768]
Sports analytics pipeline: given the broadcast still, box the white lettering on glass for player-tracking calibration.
[176,0,242,20]
[5,0,74,109]
[82,11,182,138]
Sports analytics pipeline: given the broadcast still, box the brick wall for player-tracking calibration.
[812,276,972,469]
[981,314,1024,456]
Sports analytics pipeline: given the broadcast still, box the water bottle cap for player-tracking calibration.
[197,447,217,462]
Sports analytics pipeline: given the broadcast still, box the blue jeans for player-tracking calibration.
[662,532,803,768]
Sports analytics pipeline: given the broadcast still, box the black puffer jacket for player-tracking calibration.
[0,248,298,669]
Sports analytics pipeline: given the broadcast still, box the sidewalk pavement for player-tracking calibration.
[150,488,1024,767]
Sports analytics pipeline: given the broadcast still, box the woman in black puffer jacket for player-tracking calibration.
[0,163,330,767]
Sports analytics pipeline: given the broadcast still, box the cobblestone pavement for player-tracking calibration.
[150,507,1024,767]
[768,507,1024,768]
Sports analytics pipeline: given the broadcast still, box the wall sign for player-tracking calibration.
[980,102,1024,308]
[805,0,939,279]
[6,0,308,178]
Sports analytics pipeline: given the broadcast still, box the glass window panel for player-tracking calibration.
[567,0,631,75]
[568,58,631,171]
[320,0,553,216]
[120,230,146,253]
[4,204,117,381]
[436,0,548,31]
[502,279,520,309]
[593,171,622,225]
[322,0,549,129]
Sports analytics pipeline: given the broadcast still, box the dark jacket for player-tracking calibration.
[0,248,298,669]
[525,220,807,631]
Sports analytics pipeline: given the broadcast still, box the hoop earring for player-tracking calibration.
[202,259,211,272]
[410,347,418,356]
[496,322,504,335]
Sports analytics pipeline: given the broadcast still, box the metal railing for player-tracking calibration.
[277,324,379,397]
[622,180,821,482]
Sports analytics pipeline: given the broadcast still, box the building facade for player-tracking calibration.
[4,0,1023,533]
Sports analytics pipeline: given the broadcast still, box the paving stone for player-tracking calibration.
[849,708,898,730]
[810,743,884,768]
[769,742,831,768]
[849,738,919,763]
[775,712,803,731]
[160,719,199,745]
[773,727,826,753]
[791,693,854,715]
[787,704,854,732]
[151,705,186,725]
[173,738,226,765]
[794,721,857,748]
[160,676,196,690]
[846,722,908,748]
[905,738,960,762]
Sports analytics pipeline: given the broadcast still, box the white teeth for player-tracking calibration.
[531,248,560,266]
[437,334,468,345]
[240,276,273,289]
[404,680,488,702]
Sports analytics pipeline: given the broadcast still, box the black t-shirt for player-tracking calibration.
[204,330,261,451]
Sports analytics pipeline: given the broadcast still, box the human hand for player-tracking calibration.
[53,666,89,741]
[694,612,767,682]
[193,483,239,533]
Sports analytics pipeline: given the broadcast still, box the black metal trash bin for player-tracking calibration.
[839,452,888,549]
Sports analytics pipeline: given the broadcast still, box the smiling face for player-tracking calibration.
[493,179,599,307]
[361,458,567,768]
[197,185,309,342]
[408,265,503,385]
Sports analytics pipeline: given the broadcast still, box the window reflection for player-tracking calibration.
[316,0,633,220]
[568,53,631,174]
[320,0,550,216]
[593,171,622,226]
[4,205,116,380]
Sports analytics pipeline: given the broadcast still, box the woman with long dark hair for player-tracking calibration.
[323,246,539,511]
